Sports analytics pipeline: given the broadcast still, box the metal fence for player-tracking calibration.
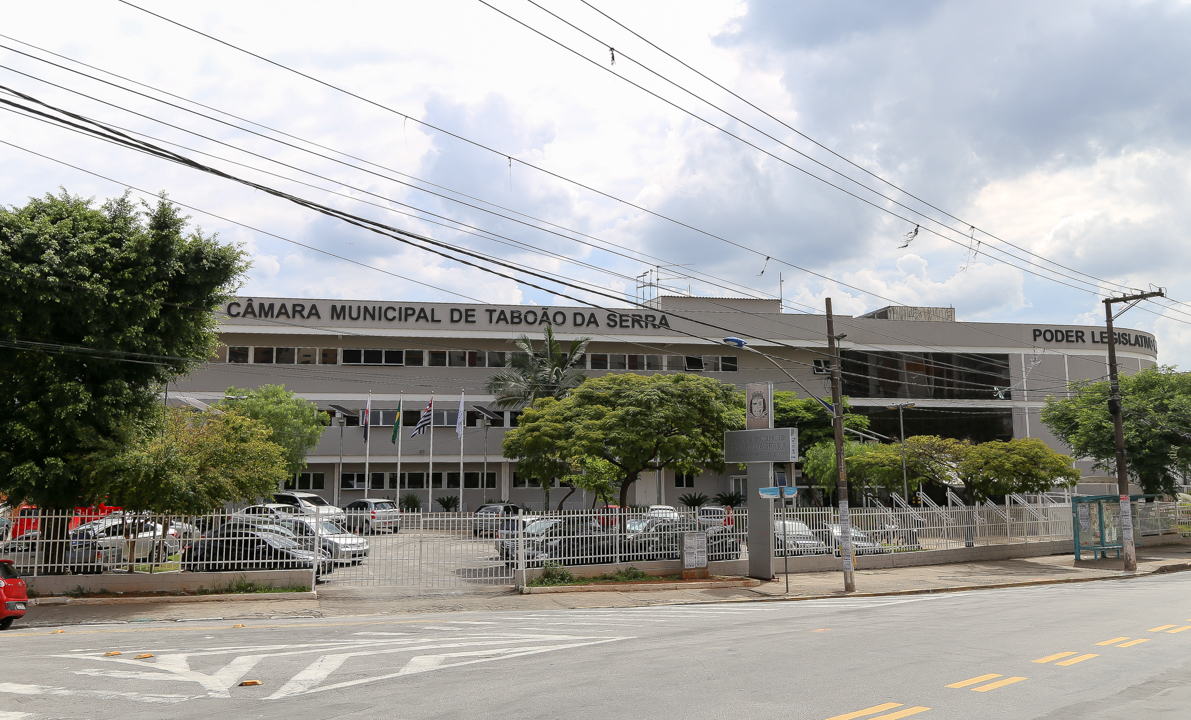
[3,502,1188,592]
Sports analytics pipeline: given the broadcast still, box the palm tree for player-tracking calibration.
[484,324,590,409]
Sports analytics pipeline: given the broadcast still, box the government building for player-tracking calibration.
[175,295,1160,510]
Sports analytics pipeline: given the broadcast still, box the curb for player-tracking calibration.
[520,579,760,594]
[31,591,317,606]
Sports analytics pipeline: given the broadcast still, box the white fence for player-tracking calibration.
[2,502,1188,593]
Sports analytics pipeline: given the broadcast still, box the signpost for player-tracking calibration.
[760,486,793,593]
[724,428,798,464]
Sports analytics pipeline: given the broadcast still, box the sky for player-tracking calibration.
[3,1,1191,364]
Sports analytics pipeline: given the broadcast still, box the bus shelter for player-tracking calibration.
[1072,494,1155,560]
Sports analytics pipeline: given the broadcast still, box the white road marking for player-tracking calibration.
[0,682,190,704]
[0,712,34,720]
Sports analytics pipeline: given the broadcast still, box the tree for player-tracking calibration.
[107,407,288,515]
[503,373,741,509]
[773,392,870,449]
[0,190,246,510]
[801,441,909,502]
[561,455,621,509]
[218,385,329,476]
[905,435,1079,504]
[1041,366,1191,496]
[484,324,590,409]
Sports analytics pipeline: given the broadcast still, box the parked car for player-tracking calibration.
[0,532,110,575]
[68,515,181,573]
[11,504,120,537]
[472,503,522,537]
[697,506,744,531]
[342,499,401,534]
[277,516,369,564]
[272,492,346,521]
[234,504,306,522]
[180,526,332,576]
[812,524,888,555]
[498,517,615,567]
[595,505,624,528]
[773,520,830,556]
[624,518,742,562]
[645,505,680,520]
[0,559,28,630]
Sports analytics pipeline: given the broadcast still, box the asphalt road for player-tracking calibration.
[2,573,1190,719]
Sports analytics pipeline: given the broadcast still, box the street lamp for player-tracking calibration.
[472,405,504,500]
[886,402,916,502]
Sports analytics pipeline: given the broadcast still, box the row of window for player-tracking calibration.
[284,472,326,491]
[222,346,738,372]
[340,471,499,490]
[341,409,521,428]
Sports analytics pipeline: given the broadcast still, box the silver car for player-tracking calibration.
[272,492,346,522]
[342,499,401,534]
[278,517,369,565]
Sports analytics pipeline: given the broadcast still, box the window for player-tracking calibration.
[342,349,363,364]
[253,346,275,364]
[291,472,325,490]
[320,348,339,365]
[609,354,628,370]
[405,472,425,489]
[684,356,704,371]
[467,350,486,367]
[512,471,527,488]
[384,350,404,365]
[228,346,249,363]
[388,472,402,489]
[448,350,467,367]
[431,472,443,488]
[721,356,738,372]
[675,473,696,488]
[626,354,646,370]
[813,359,830,375]
[340,472,366,489]
[665,355,685,371]
[370,472,385,490]
[571,353,586,368]
[702,356,720,372]
[466,410,484,427]
[429,350,447,366]
[508,411,521,427]
[646,355,663,371]
[274,347,296,364]
[380,410,401,426]
[296,348,318,365]
[589,353,608,370]
[363,349,383,365]
[487,351,506,367]
[403,409,422,427]
[446,472,461,489]
[405,349,424,366]
[433,410,459,427]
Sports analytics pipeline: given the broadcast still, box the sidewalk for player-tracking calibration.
[16,546,1191,628]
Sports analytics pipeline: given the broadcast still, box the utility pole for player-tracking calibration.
[825,298,855,592]
[1104,289,1164,572]
[887,402,915,501]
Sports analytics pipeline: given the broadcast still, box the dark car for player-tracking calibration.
[624,518,742,562]
[473,503,522,537]
[498,517,615,567]
[180,526,333,576]
[0,559,28,630]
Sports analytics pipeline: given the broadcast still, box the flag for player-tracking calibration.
[390,397,402,444]
[456,391,465,439]
[362,394,372,444]
[411,398,433,437]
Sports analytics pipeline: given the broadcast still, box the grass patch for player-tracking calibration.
[528,564,696,587]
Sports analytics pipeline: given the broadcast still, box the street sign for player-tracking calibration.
[683,532,707,569]
[725,428,798,464]
[757,486,793,500]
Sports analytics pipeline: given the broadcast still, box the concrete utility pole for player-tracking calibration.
[1104,289,1164,572]
[825,298,855,593]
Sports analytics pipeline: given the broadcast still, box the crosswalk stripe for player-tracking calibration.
[1148,625,1176,632]
[1117,639,1150,647]
[1095,637,1130,646]
[1166,626,1191,633]
[946,674,1001,688]
[1033,651,1078,664]
[972,677,1027,692]
[870,707,930,719]
[824,703,903,720]
[1055,653,1098,666]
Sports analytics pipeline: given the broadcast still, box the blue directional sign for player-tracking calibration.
[757,486,793,500]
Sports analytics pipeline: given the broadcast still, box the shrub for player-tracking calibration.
[678,492,709,508]
[399,493,423,511]
[435,495,460,512]
[713,491,745,508]
[530,561,575,586]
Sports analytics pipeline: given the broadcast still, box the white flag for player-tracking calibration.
[456,391,465,439]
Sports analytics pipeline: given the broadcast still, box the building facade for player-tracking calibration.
[176,295,1160,509]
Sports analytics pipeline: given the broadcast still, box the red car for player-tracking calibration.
[0,559,28,630]
[596,505,624,527]
[11,503,120,538]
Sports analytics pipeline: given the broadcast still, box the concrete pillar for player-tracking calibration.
[747,461,774,580]
[501,461,511,502]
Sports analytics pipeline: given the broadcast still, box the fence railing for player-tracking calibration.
[3,502,1189,589]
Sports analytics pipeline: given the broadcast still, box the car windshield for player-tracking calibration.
[523,519,560,536]
[253,524,297,538]
[302,496,331,507]
[0,562,18,579]
[262,534,301,549]
[625,519,650,533]
[777,520,813,534]
[374,502,396,510]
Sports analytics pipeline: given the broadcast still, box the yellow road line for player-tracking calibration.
[1148,625,1177,632]
[824,703,903,720]
[1166,625,1191,633]
[1055,653,1099,666]
[946,673,1001,689]
[1095,637,1130,646]
[1033,651,1079,664]
[870,708,931,720]
[972,677,1028,692]
[1118,638,1150,647]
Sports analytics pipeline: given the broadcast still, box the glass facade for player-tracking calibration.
[840,351,1013,400]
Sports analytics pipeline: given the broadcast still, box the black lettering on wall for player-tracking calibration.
[573,312,586,326]
[348,305,361,321]
[306,304,320,319]
[510,310,523,325]
[487,309,497,323]
[363,306,376,321]
[607,313,618,328]
[430,308,442,323]
[587,313,600,327]
[276,304,291,319]
[630,313,644,329]
[258,303,276,319]
[331,304,347,321]
[552,311,565,325]
[227,302,242,317]
[450,308,463,323]
[415,307,429,322]
[1075,330,1085,343]
[465,309,476,323]
[243,300,257,318]
[496,310,509,324]
[383,306,397,321]
[657,315,670,329]
[524,310,538,324]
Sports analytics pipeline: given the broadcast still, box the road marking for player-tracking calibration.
[1095,637,1130,646]
[0,682,190,704]
[1033,652,1079,664]
[972,677,1027,692]
[0,713,34,720]
[1148,625,1176,632]
[1166,626,1191,633]
[824,703,903,720]
[1117,639,1150,647]
[1055,653,1098,666]
[946,674,1001,688]
[870,708,930,720]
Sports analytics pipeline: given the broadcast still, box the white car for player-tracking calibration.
[645,505,680,520]
[272,492,346,521]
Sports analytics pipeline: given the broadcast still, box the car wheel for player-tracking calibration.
[0,617,14,631]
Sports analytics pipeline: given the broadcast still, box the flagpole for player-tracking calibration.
[364,390,371,500]
[395,392,403,502]
[428,399,435,513]
[458,389,465,512]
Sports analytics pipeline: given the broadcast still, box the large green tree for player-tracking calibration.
[1041,366,1191,496]
[0,190,246,509]
[802,440,909,503]
[773,391,870,449]
[905,435,1079,504]
[218,384,328,476]
[503,373,741,509]
[484,325,590,409]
